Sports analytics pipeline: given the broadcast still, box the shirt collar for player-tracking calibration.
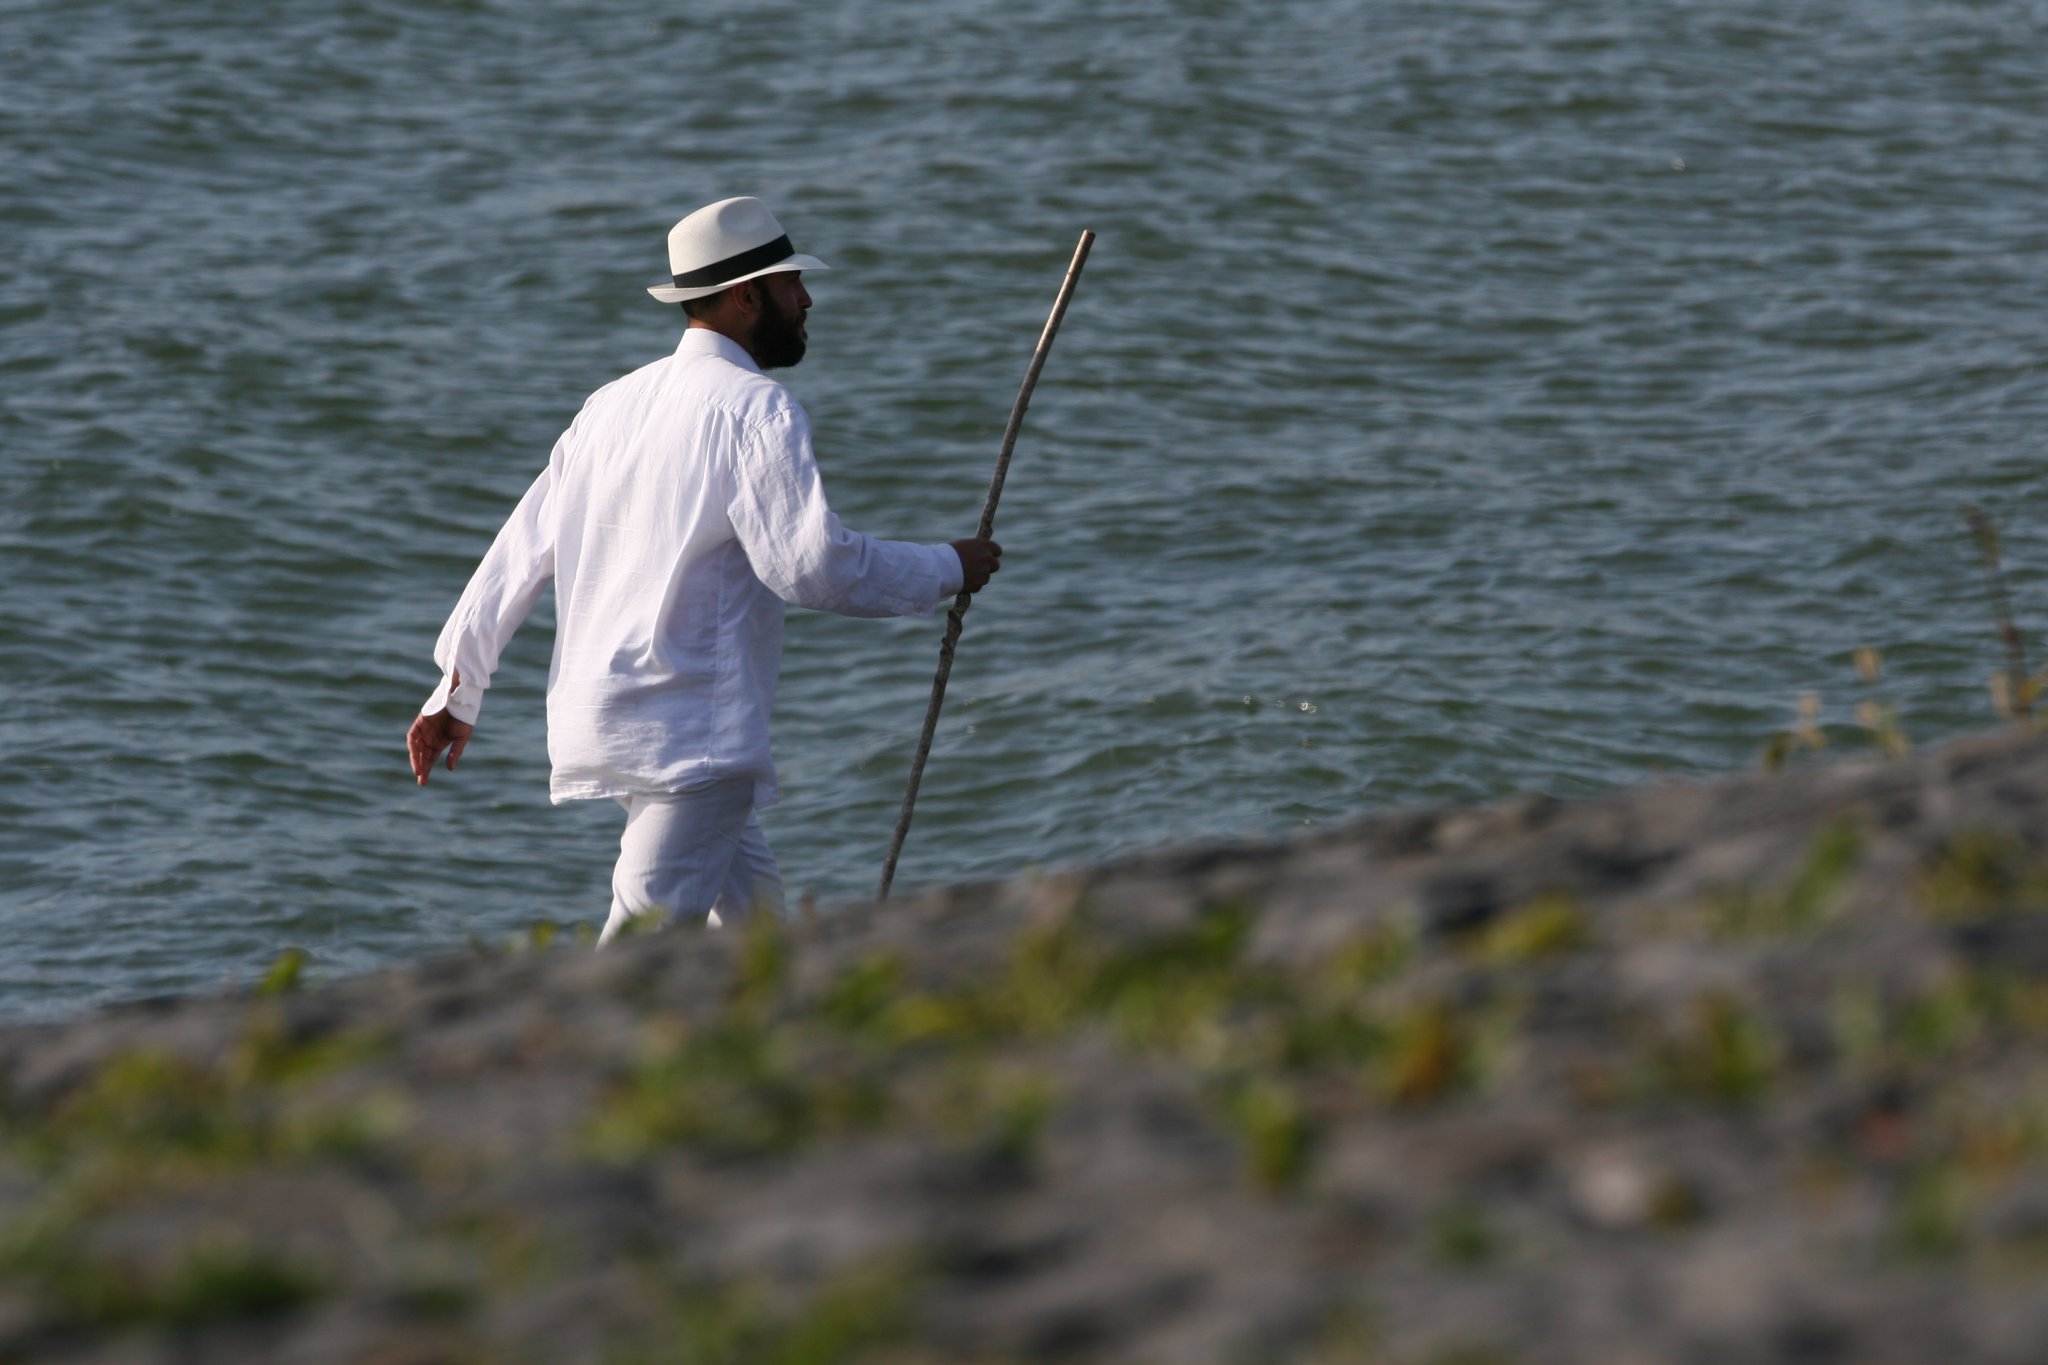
[676,326,760,373]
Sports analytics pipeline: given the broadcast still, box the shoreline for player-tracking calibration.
[6,728,2048,1362]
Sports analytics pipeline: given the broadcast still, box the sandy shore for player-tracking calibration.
[6,728,2048,1363]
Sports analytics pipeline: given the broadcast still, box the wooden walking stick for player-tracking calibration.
[877,229,1096,900]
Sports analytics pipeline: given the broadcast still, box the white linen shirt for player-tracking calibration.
[420,327,962,808]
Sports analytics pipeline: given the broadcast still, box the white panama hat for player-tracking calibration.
[645,196,828,304]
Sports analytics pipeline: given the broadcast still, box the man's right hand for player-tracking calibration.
[407,706,474,785]
[950,538,1003,594]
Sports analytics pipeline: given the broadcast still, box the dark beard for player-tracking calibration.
[751,288,807,370]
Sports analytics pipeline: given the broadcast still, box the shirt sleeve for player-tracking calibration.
[419,459,558,724]
[727,404,962,617]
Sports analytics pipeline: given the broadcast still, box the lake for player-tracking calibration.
[3,0,2045,1017]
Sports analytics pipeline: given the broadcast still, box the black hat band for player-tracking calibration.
[671,235,795,290]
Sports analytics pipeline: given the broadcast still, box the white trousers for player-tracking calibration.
[598,779,784,946]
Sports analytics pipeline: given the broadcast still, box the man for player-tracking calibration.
[405,196,1000,944]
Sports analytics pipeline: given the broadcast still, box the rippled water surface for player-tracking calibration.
[4,0,2046,1017]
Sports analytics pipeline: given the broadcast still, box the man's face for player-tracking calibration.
[749,272,811,370]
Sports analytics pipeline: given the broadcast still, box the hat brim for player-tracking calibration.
[646,254,828,304]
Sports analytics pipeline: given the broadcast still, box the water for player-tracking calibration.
[4,0,2046,1019]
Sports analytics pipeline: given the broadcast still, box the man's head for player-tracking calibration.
[681,272,811,370]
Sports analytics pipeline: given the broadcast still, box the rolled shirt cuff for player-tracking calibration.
[421,671,482,726]
[937,544,964,598]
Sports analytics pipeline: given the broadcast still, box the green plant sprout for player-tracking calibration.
[1964,505,2039,721]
